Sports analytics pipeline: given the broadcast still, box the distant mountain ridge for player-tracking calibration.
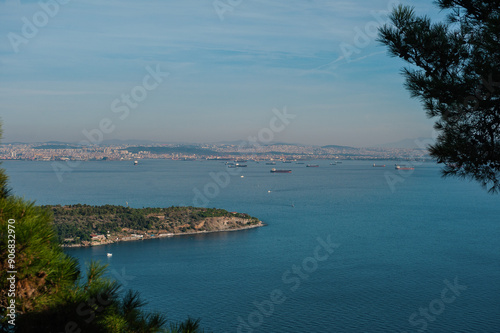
[375,137,435,149]
[124,145,220,156]
[33,145,82,150]
[321,144,358,150]
[4,139,434,150]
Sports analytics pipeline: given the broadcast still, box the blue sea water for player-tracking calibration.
[4,160,500,332]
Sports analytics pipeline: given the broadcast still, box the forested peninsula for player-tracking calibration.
[45,204,264,247]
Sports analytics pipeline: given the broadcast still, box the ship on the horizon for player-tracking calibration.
[373,164,386,167]
[270,168,292,173]
[306,164,319,167]
[266,162,276,165]
[395,164,414,170]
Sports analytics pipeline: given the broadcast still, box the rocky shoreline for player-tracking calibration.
[61,219,265,248]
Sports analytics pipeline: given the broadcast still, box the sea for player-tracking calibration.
[4,159,500,332]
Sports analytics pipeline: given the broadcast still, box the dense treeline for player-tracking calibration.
[45,204,260,244]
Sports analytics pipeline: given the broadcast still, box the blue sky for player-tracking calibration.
[0,0,440,147]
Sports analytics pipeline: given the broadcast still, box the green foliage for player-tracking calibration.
[0,170,9,200]
[0,197,80,314]
[0,124,11,199]
[170,317,203,333]
[0,196,212,333]
[378,1,500,193]
[0,122,210,333]
[46,204,260,244]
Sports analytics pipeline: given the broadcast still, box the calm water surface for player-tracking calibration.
[4,160,500,332]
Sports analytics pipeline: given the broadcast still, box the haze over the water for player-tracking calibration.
[1,0,438,147]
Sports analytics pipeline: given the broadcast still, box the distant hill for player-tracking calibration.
[264,142,302,146]
[46,204,263,246]
[33,144,82,150]
[376,137,435,149]
[3,141,70,145]
[123,145,220,155]
[214,140,302,146]
[99,139,195,146]
[321,145,358,150]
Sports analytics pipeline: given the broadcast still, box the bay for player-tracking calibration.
[4,160,500,332]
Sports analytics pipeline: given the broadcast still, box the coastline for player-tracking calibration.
[61,221,265,248]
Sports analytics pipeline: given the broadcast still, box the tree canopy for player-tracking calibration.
[378,0,500,192]
[0,124,10,199]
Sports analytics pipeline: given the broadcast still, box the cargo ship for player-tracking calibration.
[270,168,292,173]
[266,162,276,165]
[306,164,319,167]
[373,164,386,167]
[395,165,414,170]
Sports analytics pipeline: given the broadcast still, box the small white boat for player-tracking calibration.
[107,253,112,257]
[134,160,138,165]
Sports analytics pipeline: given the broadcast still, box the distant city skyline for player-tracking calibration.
[1,0,439,147]
[0,141,433,164]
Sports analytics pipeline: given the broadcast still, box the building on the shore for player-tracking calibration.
[90,234,106,242]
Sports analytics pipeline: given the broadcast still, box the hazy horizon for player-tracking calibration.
[1,136,435,149]
[1,0,439,147]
